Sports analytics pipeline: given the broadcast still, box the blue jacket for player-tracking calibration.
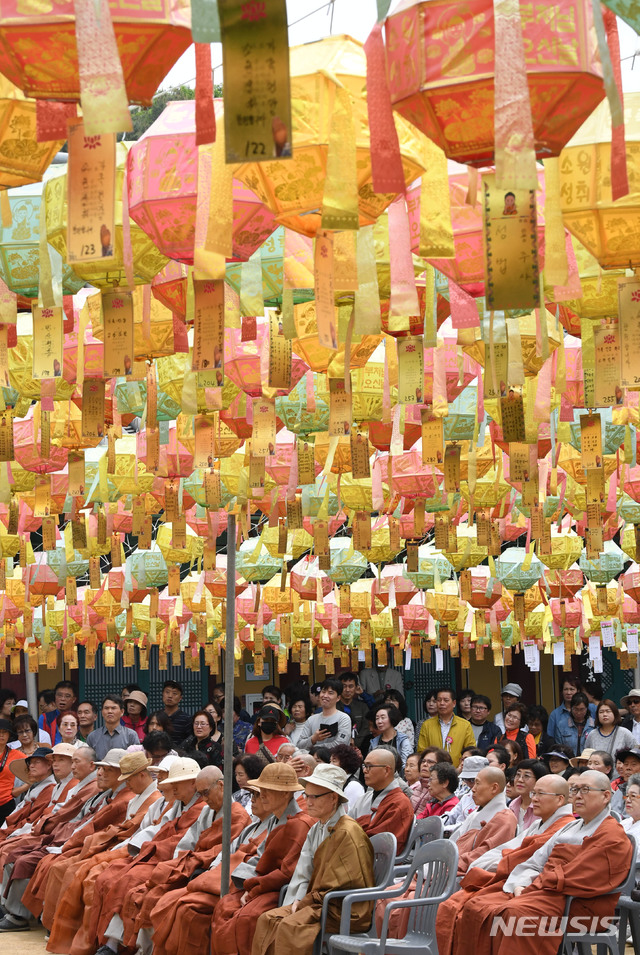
[472,720,501,753]
[548,702,597,743]
[553,714,596,755]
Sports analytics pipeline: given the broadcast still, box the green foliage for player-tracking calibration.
[127,84,223,140]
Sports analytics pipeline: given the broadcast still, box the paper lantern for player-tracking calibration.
[224,320,308,399]
[404,543,452,589]
[235,35,428,237]
[0,175,84,297]
[371,565,418,607]
[127,100,277,265]
[579,539,627,584]
[0,75,64,188]
[290,556,333,601]
[495,547,544,593]
[0,0,191,105]
[327,538,368,585]
[225,227,314,306]
[559,94,640,268]
[463,567,504,609]
[545,239,624,323]
[236,541,282,584]
[537,528,584,572]
[45,144,168,287]
[276,375,330,435]
[384,0,604,166]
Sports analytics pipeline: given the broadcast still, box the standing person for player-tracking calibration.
[244,705,290,759]
[621,688,640,745]
[584,698,636,756]
[496,704,536,759]
[468,695,501,752]
[337,672,369,750]
[368,704,412,770]
[38,690,56,717]
[77,702,98,742]
[183,709,226,768]
[417,687,476,765]
[547,675,588,741]
[160,680,192,747]
[0,719,21,823]
[230,697,253,750]
[38,681,77,746]
[358,664,403,698]
[552,692,594,756]
[457,689,476,722]
[284,697,313,748]
[296,680,352,752]
[86,696,139,759]
[493,683,524,733]
[0,689,16,719]
[59,713,82,748]
[121,691,148,743]
[382,690,414,749]
[526,705,555,756]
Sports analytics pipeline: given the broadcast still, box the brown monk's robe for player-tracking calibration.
[252,815,374,955]
[451,815,633,955]
[2,778,100,881]
[455,809,518,876]
[211,809,314,955]
[355,788,414,855]
[0,777,77,864]
[150,825,270,955]
[79,797,204,955]
[124,802,250,946]
[44,788,163,955]
[0,781,55,839]
[435,812,573,955]
[22,784,134,918]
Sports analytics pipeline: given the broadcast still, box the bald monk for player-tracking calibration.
[449,768,517,876]
[451,771,634,955]
[22,749,133,920]
[124,767,250,949]
[211,763,314,955]
[436,775,574,955]
[86,758,204,955]
[348,747,413,854]
[150,789,273,955]
[45,752,162,955]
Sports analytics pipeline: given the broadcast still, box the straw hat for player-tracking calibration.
[299,763,349,803]
[118,751,153,780]
[125,691,148,714]
[569,748,596,767]
[94,748,127,769]
[158,757,201,787]
[10,746,53,783]
[248,762,304,793]
[45,742,77,760]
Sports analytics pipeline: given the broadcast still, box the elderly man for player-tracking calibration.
[449,767,517,876]
[86,757,203,955]
[253,764,375,955]
[0,747,55,835]
[44,751,162,955]
[150,788,274,955]
[417,688,476,764]
[124,766,250,951]
[0,743,76,853]
[22,750,133,921]
[436,775,574,955]
[211,763,314,955]
[349,747,413,853]
[453,770,633,955]
[0,745,98,932]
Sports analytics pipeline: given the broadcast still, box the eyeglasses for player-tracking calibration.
[193,722,210,729]
[362,762,384,770]
[626,792,640,800]
[568,786,607,796]
[514,772,536,781]
[16,728,33,735]
[305,792,333,802]
[471,705,488,711]
[529,791,560,799]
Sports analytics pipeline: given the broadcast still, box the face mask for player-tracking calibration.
[261,720,278,735]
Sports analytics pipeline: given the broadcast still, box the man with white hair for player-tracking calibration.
[451,771,634,955]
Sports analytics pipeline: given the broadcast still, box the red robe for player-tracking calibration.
[211,810,315,955]
[0,782,55,837]
[0,777,76,866]
[355,788,414,854]
[452,815,633,955]
[455,809,518,876]
[436,813,574,955]
[150,827,270,955]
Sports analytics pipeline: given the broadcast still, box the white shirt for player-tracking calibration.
[284,804,347,904]
[126,780,158,819]
[471,805,574,872]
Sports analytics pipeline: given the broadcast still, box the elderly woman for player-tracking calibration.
[252,763,375,955]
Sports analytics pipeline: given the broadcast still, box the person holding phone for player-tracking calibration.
[296,680,352,752]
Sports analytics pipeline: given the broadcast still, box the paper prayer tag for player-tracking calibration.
[483,173,540,311]
[66,122,116,266]
[32,305,63,380]
[102,290,134,378]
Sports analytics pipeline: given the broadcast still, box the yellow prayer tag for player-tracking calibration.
[66,122,116,265]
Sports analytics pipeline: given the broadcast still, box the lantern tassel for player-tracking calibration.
[364,23,406,195]
[602,6,629,201]
[195,43,216,147]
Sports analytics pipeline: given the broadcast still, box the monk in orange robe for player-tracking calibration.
[349,748,414,853]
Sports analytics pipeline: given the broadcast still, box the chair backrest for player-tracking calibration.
[406,840,459,938]
[620,835,638,897]
[396,816,443,864]
[369,832,397,889]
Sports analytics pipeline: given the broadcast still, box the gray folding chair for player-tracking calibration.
[313,832,397,955]
[394,816,444,874]
[561,834,636,955]
[326,839,458,955]
[615,860,640,952]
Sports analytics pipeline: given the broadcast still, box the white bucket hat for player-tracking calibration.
[158,757,201,787]
[300,763,349,803]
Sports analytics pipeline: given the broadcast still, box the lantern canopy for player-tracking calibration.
[0,0,191,105]
[383,0,604,166]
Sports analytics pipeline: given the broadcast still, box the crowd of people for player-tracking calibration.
[0,670,637,954]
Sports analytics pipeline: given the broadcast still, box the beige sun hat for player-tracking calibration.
[45,742,77,760]
[94,748,127,769]
[299,763,349,803]
[248,762,304,793]
[118,751,153,780]
[158,757,201,787]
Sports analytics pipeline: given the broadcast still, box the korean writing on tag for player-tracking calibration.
[580,413,602,470]
[218,0,292,163]
[252,398,277,456]
[600,620,615,647]
[0,409,14,463]
[68,452,85,496]
[500,391,526,442]
[81,379,106,438]
[627,626,639,653]
[586,467,605,505]
[193,279,224,380]
[102,290,134,378]
[194,416,217,469]
[421,406,444,466]
[483,173,540,310]
[329,377,352,436]
[484,343,508,399]
[66,122,116,265]
[593,323,620,407]
[268,312,292,389]
[287,497,303,530]
[509,442,530,481]
[350,430,370,479]
[397,337,424,404]
[32,305,63,380]
[297,438,315,485]
[444,444,461,492]
[618,278,640,389]
[314,231,337,350]
[586,525,604,559]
